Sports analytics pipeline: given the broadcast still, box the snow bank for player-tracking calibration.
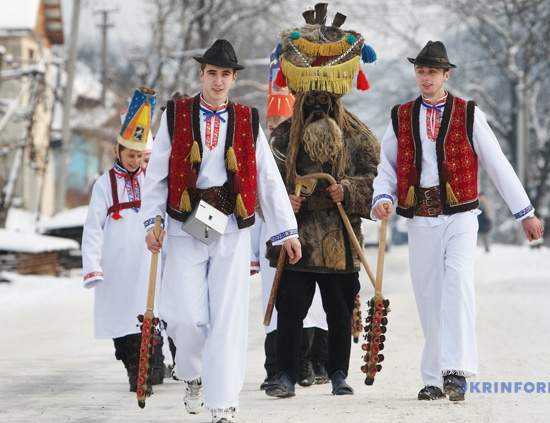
[39,206,88,231]
[0,229,79,253]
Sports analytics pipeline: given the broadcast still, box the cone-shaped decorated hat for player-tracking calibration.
[117,87,156,151]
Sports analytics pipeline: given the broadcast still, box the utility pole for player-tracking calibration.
[57,0,81,213]
[95,8,117,106]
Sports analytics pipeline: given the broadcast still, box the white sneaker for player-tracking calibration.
[184,378,204,414]
[211,407,237,423]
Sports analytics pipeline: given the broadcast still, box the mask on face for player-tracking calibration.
[303,91,335,123]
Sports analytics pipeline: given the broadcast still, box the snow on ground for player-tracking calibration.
[0,245,549,422]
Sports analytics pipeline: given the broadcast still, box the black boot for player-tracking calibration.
[418,385,446,400]
[265,372,296,398]
[330,370,354,395]
[149,329,165,385]
[260,373,279,391]
[313,360,329,384]
[443,373,467,401]
[113,335,141,392]
[311,328,329,385]
[261,331,278,390]
[298,359,315,387]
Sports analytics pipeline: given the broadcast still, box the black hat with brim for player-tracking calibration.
[193,39,245,71]
[407,40,456,69]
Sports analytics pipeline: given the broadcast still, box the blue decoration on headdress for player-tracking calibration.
[361,44,377,64]
[274,43,282,60]
[290,31,301,40]
[346,34,357,45]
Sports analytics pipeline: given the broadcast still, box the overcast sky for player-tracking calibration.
[61,0,150,55]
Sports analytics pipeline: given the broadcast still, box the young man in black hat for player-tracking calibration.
[371,40,544,402]
[141,39,301,423]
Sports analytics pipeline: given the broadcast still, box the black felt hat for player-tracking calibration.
[407,41,456,69]
[193,39,245,71]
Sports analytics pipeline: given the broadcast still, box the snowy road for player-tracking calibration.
[1,245,549,423]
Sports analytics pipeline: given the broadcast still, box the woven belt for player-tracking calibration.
[196,184,234,215]
[415,186,442,217]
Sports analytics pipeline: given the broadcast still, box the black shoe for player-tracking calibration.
[265,372,296,398]
[313,361,329,385]
[260,374,278,391]
[298,360,315,387]
[443,373,467,402]
[330,370,354,395]
[417,385,446,400]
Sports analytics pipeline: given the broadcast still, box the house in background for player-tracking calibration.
[0,0,64,226]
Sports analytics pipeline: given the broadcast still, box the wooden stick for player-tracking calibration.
[263,184,302,326]
[136,215,162,408]
[145,216,162,313]
[296,173,376,288]
[375,211,389,299]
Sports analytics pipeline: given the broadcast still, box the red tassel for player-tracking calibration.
[274,68,287,88]
[357,68,370,91]
[112,211,122,220]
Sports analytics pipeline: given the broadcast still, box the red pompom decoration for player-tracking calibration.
[357,68,370,91]
[111,211,122,220]
[274,68,287,88]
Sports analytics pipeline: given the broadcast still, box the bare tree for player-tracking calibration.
[446,0,550,212]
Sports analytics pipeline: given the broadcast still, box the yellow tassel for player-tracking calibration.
[235,193,248,218]
[179,189,192,212]
[280,56,360,95]
[190,141,201,164]
[446,182,459,205]
[405,185,416,208]
[293,36,351,56]
[226,146,239,173]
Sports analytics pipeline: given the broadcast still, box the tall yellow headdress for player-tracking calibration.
[274,3,377,96]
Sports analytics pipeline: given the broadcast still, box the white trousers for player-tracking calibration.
[159,230,250,409]
[407,212,479,388]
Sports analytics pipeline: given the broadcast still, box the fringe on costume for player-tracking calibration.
[293,35,353,56]
[280,56,360,95]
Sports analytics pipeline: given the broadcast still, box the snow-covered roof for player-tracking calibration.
[0,0,40,30]
[0,229,79,253]
[39,206,88,231]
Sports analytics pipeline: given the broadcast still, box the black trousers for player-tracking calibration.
[276,270,360,382]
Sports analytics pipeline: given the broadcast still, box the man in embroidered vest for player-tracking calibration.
[140,39,300,423]
[264,4,380,399]
[371,40,544,402]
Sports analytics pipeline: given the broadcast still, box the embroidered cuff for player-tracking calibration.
[83,271,103,288]
[514,204,534,221]
[370,194,395,221]
[271,228,299,246]
[372,194,395,206]
[144,217,165,231]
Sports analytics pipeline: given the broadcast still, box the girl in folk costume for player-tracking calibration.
[81,87,159,392]
[141,39,300,423]
[371,41,544,402]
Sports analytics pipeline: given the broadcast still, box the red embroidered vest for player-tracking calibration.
[166,94,259,228]
[392,94,478,218]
